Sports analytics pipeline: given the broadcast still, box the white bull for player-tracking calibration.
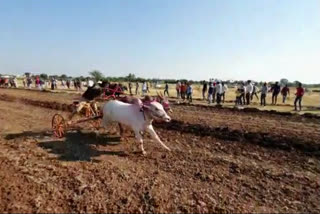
[101,99,171,155]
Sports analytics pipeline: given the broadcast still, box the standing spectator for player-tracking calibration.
[245,80,253,105]
[73,79,78,90]
[294,83,304,111]
[35,76,41,90]
[186,82,193,103]
[40,79,44,89]
[66,79,70,89]
[164,82,169,96]
[77,79,81,90]
[222,82,228,103]
[270,82,281,105]
[281,84,290,104]
[142,82,147,96]
[55,78,58,89]
[180,82,187,101]
[239,82,246,105]
[208,82,214,104]
[61,80,65,88]
[251,83,259,101]
[135,82,139,95]
[235,88,242,106]
[202,81,207,100]
[23,78,26,88]
[128,82,133,95]
[51,78,55,90]
[216,81,223,105]
[13,77,18,88]
[176,81,181,98]
[27,77,32,89]
[259,82,268,106]
[212,82,217,103]
[146,82,150,93]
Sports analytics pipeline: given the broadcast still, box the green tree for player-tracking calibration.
[39,73,48,80]
[293,80,301,86]
[126,73,136,81]
[280,78,289,86]
[49,75,59,80]
[79,76,87,81]
[60,74,67,80]
[89,70,104,81]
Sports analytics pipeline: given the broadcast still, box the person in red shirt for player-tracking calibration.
[294,83,304,111]
[180,82,187,101]
[35,76,41,90]
[281,84,290,103]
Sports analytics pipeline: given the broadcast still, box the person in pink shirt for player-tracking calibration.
[35,76,41,90]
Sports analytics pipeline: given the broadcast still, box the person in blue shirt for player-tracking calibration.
[186,82,193,103]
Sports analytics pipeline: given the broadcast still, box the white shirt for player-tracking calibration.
[222,84,228,93]
[142,83,147,91]
[216,83,223,94]
[88,80,94,87]
[246,83,253,94]
[176,82,181,90]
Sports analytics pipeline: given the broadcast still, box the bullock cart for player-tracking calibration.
[51,84,125,138]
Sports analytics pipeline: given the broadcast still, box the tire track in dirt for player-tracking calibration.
[154,119,320,158]
[170,101,320,120]
[0,93,74,113]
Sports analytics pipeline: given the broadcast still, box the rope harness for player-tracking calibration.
[140,100,157,121]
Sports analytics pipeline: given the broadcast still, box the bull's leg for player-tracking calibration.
[119,123,128,142]
[134,130,146,155]
[119,123,124,135]
[146,125,171,151]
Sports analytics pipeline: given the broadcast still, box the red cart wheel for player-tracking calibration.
[52,114,66,138]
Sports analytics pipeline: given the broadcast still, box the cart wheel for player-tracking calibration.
[52,114,66,138]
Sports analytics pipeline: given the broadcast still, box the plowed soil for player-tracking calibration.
[0,88,319,213]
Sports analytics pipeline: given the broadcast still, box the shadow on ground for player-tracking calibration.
[304,106,320,112]
[5,130,128,161]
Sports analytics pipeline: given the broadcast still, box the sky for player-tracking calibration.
[0,0,319,83]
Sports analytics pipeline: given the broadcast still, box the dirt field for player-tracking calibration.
[0,88,319,213]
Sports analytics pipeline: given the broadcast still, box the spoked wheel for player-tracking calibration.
[52,114,66,138]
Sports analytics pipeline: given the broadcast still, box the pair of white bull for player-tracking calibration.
[101,98,171,155]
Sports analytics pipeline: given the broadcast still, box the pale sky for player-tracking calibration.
[1,0,319,83]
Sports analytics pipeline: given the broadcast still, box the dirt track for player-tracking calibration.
[0,89,319,213]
